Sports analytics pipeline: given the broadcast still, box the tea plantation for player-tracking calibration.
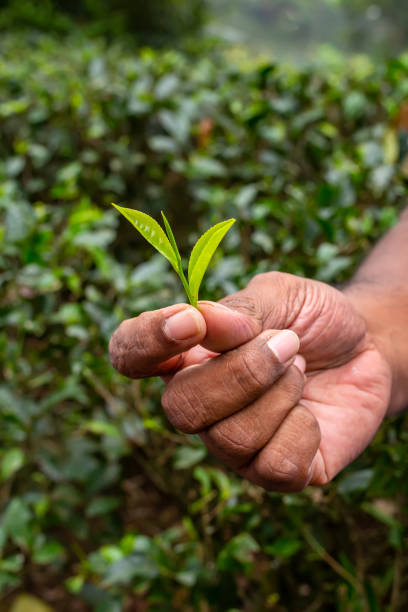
[1,31,408,610]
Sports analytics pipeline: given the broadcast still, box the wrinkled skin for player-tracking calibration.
[109,272,391,492]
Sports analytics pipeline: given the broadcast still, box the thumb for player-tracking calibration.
[197,273,302,353]
[197,300,263,353]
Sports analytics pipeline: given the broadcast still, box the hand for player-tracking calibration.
[109,272,391,492]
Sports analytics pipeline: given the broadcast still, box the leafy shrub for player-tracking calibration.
[1,31,408,610]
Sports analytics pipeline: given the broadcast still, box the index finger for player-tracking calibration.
[109,304,206,379]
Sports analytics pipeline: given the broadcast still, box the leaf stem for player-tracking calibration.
[178,264,196,307]
[161,211,196,307]
[301,525,363,594]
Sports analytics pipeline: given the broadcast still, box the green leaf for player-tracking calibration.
[217,533,260,570]
[86,497,120,517]
[0,554,24,573]
[209,467,232,500]
[337,469,374,495]
[161,211,194,305]
[173,445,207,470]
[33,540,65,564]
[102,554,158,586]
[83,420,120,437]
[2,498,32,549]
[65,575,84,594]
[188,219,235,305]
[111,204,178,272]
[1,448,25,482]
[100,545,123,564]
[161,211,182,266]
[112,206,234,306]
[193,467,212,497]
[264,537,302,559]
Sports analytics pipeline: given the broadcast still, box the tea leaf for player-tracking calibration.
[161,211,182,266]
[113,205,234,306]
[112,204,178,272]
[188,219,235,304]
[161,211,194,305]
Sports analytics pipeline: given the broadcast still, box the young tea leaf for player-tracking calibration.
[112,204,178,272]
[161,211,194,305]
[161,211,182,266]
[188,219,235,305]
[112,204,235,307]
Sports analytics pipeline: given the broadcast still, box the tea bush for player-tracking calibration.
[1,32,408,611]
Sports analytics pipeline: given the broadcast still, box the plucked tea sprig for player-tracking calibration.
[112,204,235,307]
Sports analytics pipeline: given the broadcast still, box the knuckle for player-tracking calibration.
[255,447,307,492]
[246,272,306,328]
[251,407,320,492]
[260,450,300,485]
[206,420,257,461]
[162,377,207,433]
[226,348,270,395]
[247,271,272,287]
[220,293,262,323]
[248,271,286,288]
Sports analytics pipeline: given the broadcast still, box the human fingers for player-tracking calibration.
[240,404,321,492]
[196,300,263,353]
[161,329,300,433]
[200,359,306,471]
[198,271,366,369]
[109,304,206,378]
[196,272,303,354]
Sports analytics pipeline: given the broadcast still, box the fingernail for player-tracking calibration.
[267,330,300,363]
[163,308,203,341]
[293,355,306,373]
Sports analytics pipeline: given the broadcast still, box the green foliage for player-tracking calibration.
[1,30,408,610]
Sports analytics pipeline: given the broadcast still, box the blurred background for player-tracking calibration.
[1,1,408,611]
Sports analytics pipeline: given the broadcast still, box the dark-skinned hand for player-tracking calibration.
[109,272,391,492]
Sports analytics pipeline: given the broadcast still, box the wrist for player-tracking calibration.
[343,281,408,415]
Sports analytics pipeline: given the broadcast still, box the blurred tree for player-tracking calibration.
[210,0,408,60]
[340,0,408,55]
[0,0,207,45]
